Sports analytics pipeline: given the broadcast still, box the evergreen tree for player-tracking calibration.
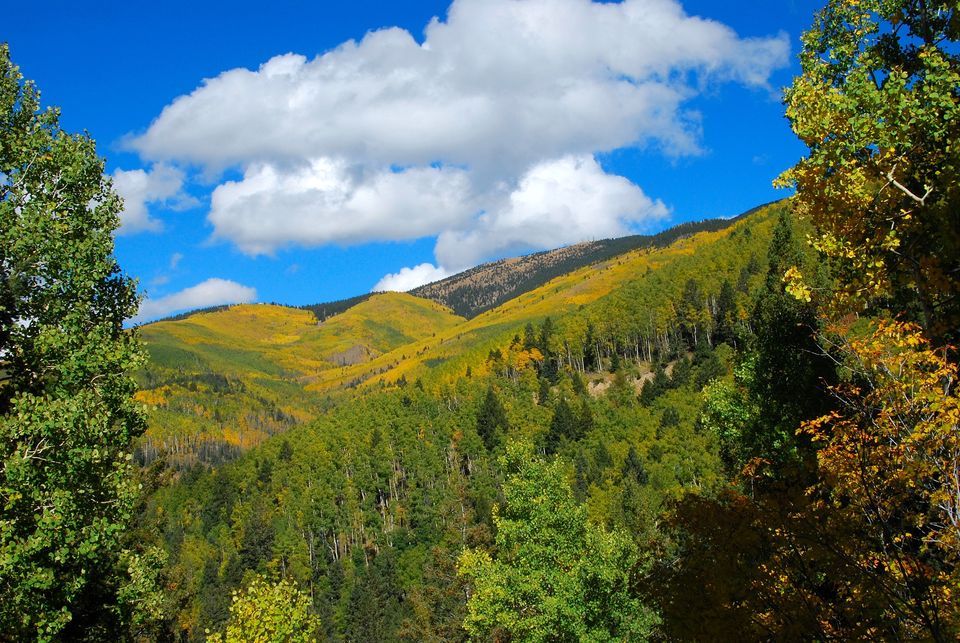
[346,551,404,642]
[538,317,559,381]
[570,370,588,397]
[621,446,648,486]
[476,385,509,451]
[537,377,551,406]
[715,279,738,346]
[577,398,594,437]
[639,364,670,405]
[744,210,834,467]
[522,322,538,351]
[582,323,598,371]
[545,397,576,454]
[659,407,681,430]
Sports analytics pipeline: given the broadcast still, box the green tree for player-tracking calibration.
[0,45,149,639]
[545,396,577,454]
[458,443,655,641]
[476,385,509,451]
[743,210,834,468]
[778,0,960,341]
[206,574,321,643]
[714,279,737,347]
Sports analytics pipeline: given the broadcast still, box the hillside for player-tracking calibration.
[139,201,803,640]
[134,203,784,469]
[306,203,781,393]
[410,205,769,318]
[136,292,463,466]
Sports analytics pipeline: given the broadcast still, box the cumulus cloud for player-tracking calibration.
[208,159,474,255]
[112,164,195,235]
[126,0,790,263]
[132,278,257,324]
[436,155,668,269]
[373,263,452,292]
[131,0,787,174]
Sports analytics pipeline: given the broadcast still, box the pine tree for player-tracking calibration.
[545,397,576,454]
[476,385,509,451]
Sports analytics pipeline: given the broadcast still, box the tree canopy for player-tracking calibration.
[0,44,149,640]
[458,442,656,641]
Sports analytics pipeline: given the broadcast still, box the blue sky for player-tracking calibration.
[6,0,823,322]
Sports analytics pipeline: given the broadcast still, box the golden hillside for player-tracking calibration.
[136,293,463,466]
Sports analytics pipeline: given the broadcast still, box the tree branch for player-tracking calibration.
[885,169,933,206]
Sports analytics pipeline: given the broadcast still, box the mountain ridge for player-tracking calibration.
[144,203,778,326]
[409,202,775,318]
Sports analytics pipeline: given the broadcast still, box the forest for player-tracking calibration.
[1,0,958,641]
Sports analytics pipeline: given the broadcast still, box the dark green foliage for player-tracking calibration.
[0,45,155,640]
[573,450,590,501]
[135,201,798,639]
[660,407,681,429]
[577,398,594,435]
[570,370,588,397]
[476,385,509,451]
[610,351,622,373]
[240,503,276,570]
[583,323,598,371]
[670,357,692,388]
[538,317,559,382]
[622,446,648,486]
[523,322,538,350]
[346,550,405,642]
[298,293,375,323]
[715,279,738,346]
[201,471,236,534]
[278,439,294,462]
[545,397,575,454]
[639,364,671,405]
[742,210,835,468]
[608,369,635,408]
[694,349,726,390]
[537,377,551,405]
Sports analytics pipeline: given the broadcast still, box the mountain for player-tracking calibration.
[136,203,782,468]
[138,200,800,640]
[136,292,463,467]
[409,204,771,318]
[307,205,779,393]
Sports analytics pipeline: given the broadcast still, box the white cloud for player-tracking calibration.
[435,155,668,269]
[131,0,787,175]
[373,263,452,292]
[126,0,789,263]
[132,278,257,324]
[169,252,184,269]
[112,164,195,235]
[208,159,474,255]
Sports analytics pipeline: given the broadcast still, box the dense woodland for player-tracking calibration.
[1,0,959,640]
[136,207,789,640]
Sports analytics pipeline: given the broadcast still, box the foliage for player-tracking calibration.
[476,385,509,451]
[137,294,464,467]
[799,320,960,637]
[777,0,960,340]
[458,442,656,641]
[0,44,151,639]
[775,0,960,636]
[663,2,960,638]
[138,198,776,639]
[206,574,320,643]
